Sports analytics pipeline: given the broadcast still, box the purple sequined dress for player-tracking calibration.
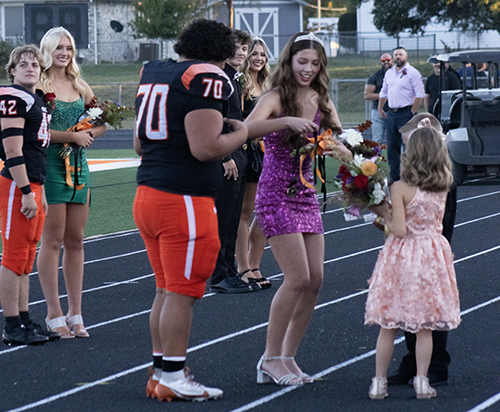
[255,111,323,238]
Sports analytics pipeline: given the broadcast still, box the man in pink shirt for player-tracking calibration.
[378,47,425,182]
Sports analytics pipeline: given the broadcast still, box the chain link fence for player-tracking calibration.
[89,79,395,131]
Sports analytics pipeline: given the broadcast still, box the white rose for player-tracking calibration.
[372,182,385,204]
[87,107,103,119]
[341,129,363,146]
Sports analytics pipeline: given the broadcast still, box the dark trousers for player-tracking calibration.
[401,330,451,377]
[210,148,248,286]
[386,108,414,181]
[398,184,457,377]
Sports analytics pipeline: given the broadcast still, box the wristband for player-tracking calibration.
[2,127,24,138]
[5,156,25,168]
[20,184,32,195]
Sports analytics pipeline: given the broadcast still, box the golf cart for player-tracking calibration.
[432,50,500,184]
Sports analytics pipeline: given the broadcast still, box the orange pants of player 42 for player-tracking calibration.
[133,185,220,299]
[0,176,45,275]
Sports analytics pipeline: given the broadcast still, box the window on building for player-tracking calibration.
[4,6,24,43]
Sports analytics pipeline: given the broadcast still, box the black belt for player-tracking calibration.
[389,105,412,113]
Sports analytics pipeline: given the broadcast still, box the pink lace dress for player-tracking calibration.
[364,188,461,333]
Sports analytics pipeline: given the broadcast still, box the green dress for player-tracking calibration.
[45,98,90,204]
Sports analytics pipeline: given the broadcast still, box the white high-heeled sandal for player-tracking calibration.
[66,315,89,338]
[46,316,74,339]
[281,356,314,383]
[256,356,303,386]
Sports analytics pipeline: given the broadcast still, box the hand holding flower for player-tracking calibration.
[286,117,318,134]
[369,200,390,220]
[72,130,94,148]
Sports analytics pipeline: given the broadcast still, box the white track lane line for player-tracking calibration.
[0,245,500,406]
[6,293,500,412]
[467,392,500,412]
[1,192,497,390]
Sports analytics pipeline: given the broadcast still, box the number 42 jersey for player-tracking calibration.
[135,59,233,198]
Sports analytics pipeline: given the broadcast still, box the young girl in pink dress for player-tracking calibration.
[365,125,461,400]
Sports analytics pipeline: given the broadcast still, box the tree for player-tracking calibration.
[372,0,435,36]
[364,0,500,38]
[129,0,209,40]
[0,39,14,79]
[443,0,500,35]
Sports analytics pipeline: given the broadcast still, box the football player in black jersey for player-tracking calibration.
[0,45,58,346]
[134,19,247,402]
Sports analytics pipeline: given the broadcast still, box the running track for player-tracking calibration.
[0,170,499,412]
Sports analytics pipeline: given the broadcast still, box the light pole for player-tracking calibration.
[318,0,321,29]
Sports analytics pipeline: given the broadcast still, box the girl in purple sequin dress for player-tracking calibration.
[245,32,352,386]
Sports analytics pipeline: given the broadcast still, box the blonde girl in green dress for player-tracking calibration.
[37,27,107,338]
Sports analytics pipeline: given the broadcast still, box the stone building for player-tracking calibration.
[0,0,147,63]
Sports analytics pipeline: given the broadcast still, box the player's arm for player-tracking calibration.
[245,91,317,138]
[185,109,247,162]
[1,117,37,220]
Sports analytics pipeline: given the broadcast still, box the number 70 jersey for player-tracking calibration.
[135,59,233,197]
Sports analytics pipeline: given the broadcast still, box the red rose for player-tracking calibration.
[338,164,352,183]
[45,93,56,102]
[354,175,369,190]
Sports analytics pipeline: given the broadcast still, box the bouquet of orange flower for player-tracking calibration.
[58,96,135,159]
[334,128,389,218]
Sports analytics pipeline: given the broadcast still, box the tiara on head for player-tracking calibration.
[294,32,324,47]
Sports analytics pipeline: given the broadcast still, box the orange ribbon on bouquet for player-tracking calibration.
[297,129,334,190]
[63,117,92,190]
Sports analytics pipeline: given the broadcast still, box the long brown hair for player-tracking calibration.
[270,32,340,143]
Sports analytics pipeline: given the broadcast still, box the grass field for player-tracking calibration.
[79,55,436,85]
[85,149,138,238]
[87,166,137,238]
[83,147,389,239]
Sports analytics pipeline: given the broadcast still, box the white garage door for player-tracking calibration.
[235,8,279,61]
